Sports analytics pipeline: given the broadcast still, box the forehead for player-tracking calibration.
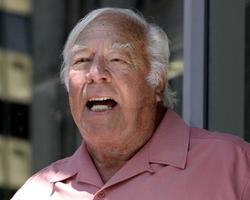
[75,13,147,48]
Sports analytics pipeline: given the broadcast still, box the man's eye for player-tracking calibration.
[75,58,91,64]
[110,58,125,63]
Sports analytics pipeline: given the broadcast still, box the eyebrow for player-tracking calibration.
[71,45,89,55]
[70,42,133,55]
[111,42,133,50]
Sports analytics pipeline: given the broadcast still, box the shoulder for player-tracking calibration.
[11,157,71,200]
[188,128,250,199]
[189,127,250,163]
[189,128,250,197]
[190,127,250,155]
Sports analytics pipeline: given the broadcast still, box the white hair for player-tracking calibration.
[60,7,175,107]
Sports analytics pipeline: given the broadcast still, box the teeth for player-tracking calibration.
[89,97,113,102]
[91,105,112,112]
[87,97,116,112]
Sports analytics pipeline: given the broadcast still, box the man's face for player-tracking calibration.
[68,15,162,153]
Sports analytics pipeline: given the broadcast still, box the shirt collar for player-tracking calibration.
[104,109,190,187]
[50,144,103,187]
[148,109,190,169]
[49,148,80,183]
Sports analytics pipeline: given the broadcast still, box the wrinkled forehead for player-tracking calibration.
[76,12,147,45]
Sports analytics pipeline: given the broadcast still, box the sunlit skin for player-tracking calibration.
[68,13,166,182]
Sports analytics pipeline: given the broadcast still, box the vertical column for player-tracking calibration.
[32,0,67,172]
[246,2,250,141]
[208,0,245,137]
[183,0,207,128]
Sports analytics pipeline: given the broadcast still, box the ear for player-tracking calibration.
[155,73,166,103]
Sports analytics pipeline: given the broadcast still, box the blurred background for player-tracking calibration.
[0,0,249,199]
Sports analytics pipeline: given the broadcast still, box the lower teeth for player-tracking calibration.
[91,105,112,112]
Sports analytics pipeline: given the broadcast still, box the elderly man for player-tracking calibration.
[12,8,250,200]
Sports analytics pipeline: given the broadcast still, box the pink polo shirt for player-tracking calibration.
[12,109,250,200]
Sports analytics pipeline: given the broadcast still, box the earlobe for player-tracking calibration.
[155,75,166,103]
[156,89,162,102]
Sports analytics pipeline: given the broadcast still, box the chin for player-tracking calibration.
[81,125,117,137]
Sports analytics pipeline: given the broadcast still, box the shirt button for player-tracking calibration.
[97,191,105,199]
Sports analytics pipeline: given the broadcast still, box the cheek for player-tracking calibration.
[121,77,155,106]
[69,70,86,91]
[68,71,86,114]
[133,74,156,102]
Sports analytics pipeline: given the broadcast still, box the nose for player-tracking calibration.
[85,57,111,83]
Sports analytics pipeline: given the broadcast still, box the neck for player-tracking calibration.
[86,104,167,183]
[93,155,126,183]
[87,145,132,183]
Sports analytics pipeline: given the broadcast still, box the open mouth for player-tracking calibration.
[86,97,117,112]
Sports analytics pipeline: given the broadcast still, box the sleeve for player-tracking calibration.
[10,167,55,200]
[11,176,34,200]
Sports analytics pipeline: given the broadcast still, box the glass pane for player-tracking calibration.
[141,0,184,115]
